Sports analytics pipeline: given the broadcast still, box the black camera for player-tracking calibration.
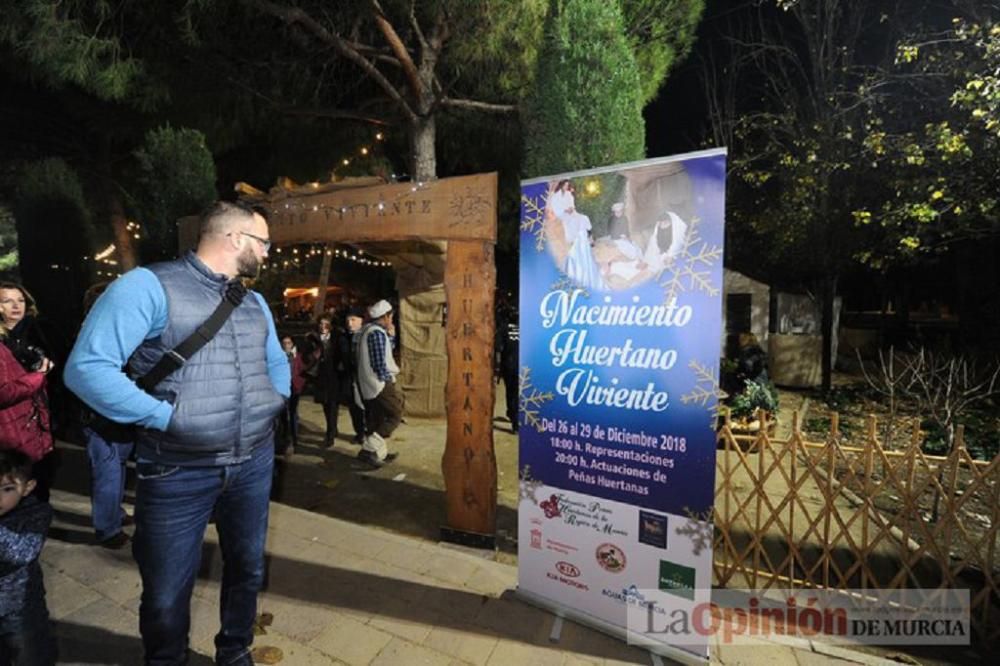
[13,345,46,372]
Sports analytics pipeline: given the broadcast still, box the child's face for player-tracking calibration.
[0,475,35,517]
[282,337,294,353]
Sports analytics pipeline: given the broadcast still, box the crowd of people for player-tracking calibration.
[0,201,406,665]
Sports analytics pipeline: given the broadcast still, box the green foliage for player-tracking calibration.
[0,204,18,278]
[132,125,217,261]
[621,0,705,105]
[438,0,548,100]
[853,17,1000,270]
[728,379,779,421]
[523,0,646,178]
[0,0,163,108]
[12,158,94,324]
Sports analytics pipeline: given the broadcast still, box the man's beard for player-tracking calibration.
[236,246,260,279]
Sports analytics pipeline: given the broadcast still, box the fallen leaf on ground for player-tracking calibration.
[250,645,283,664]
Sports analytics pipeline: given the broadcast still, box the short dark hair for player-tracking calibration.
[198,201,261,239]
[0,449,33,483]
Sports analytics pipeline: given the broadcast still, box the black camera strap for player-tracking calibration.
[135,280,248,392]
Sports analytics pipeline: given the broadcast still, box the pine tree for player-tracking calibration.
[523,0,646,179]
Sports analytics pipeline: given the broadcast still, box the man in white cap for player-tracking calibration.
[354,299,401,467]
[606,201,629,240]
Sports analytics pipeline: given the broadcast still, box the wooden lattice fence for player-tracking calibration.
[713,411,1000,644]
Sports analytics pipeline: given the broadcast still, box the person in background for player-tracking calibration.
[735,332,769,386]
[0,449,55,665]
[495,295,520,434]
[0,283,60,502]
[355,299,401,468]
[340,307,366,444]
[64,201,290,666]
[312,316,340,447]
[0,329,55,500]
[79,283,135,550]
[281,335,307,454]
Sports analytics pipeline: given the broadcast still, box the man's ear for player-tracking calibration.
[23,479,37,496]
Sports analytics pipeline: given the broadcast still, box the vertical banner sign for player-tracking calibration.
[517,150,726,662]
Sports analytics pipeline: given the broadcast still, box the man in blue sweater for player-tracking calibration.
[65,201,290,666]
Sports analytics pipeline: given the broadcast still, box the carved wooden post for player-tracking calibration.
[442,240,497,543]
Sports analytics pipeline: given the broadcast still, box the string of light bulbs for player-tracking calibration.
[263,243,392,270]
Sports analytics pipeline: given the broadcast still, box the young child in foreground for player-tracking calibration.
[0,449,54,665]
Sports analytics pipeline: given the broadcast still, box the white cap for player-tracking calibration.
[368,299,393,319]
[612,202,625,213]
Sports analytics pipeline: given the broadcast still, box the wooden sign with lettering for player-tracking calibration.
[442,240,497,536]
[261,172,496,244]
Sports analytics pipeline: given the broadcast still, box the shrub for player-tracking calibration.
[729,379,779,421]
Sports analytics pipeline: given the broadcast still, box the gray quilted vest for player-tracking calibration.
[130,252,285,466]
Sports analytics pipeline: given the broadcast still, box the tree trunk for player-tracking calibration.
[409,114,436,183]
[821,273,838,393]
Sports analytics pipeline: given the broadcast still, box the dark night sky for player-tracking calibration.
[644,52,712,158]
[644,1,724,158]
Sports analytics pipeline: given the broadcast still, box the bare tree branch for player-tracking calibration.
[440,97,517,114]
[280,106,392,125]
[370,0,423,99]
[240,0,417,122]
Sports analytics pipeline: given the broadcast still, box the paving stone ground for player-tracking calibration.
[42,486,902,665]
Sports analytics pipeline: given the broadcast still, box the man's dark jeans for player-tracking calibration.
[132,445,273,666]
[0,602,54,666]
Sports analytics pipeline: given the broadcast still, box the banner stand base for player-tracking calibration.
[514,587,709,666]
[439,526,496,550]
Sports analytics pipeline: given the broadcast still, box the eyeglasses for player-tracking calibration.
[231,230,271,252]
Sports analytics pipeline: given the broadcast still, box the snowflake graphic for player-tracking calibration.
[680,359,726,425]
[549,275,586,297]
[520,191,549,252]
[674,507,715,557]
[519,465,545,506]
[518,366,553,432]
[655,216,722,304]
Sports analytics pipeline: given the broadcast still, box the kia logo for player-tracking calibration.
[556,561,581,577]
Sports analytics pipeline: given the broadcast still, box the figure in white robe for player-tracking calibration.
[548,183,605,290]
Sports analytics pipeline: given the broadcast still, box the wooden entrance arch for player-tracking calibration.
[228,173,499,542]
